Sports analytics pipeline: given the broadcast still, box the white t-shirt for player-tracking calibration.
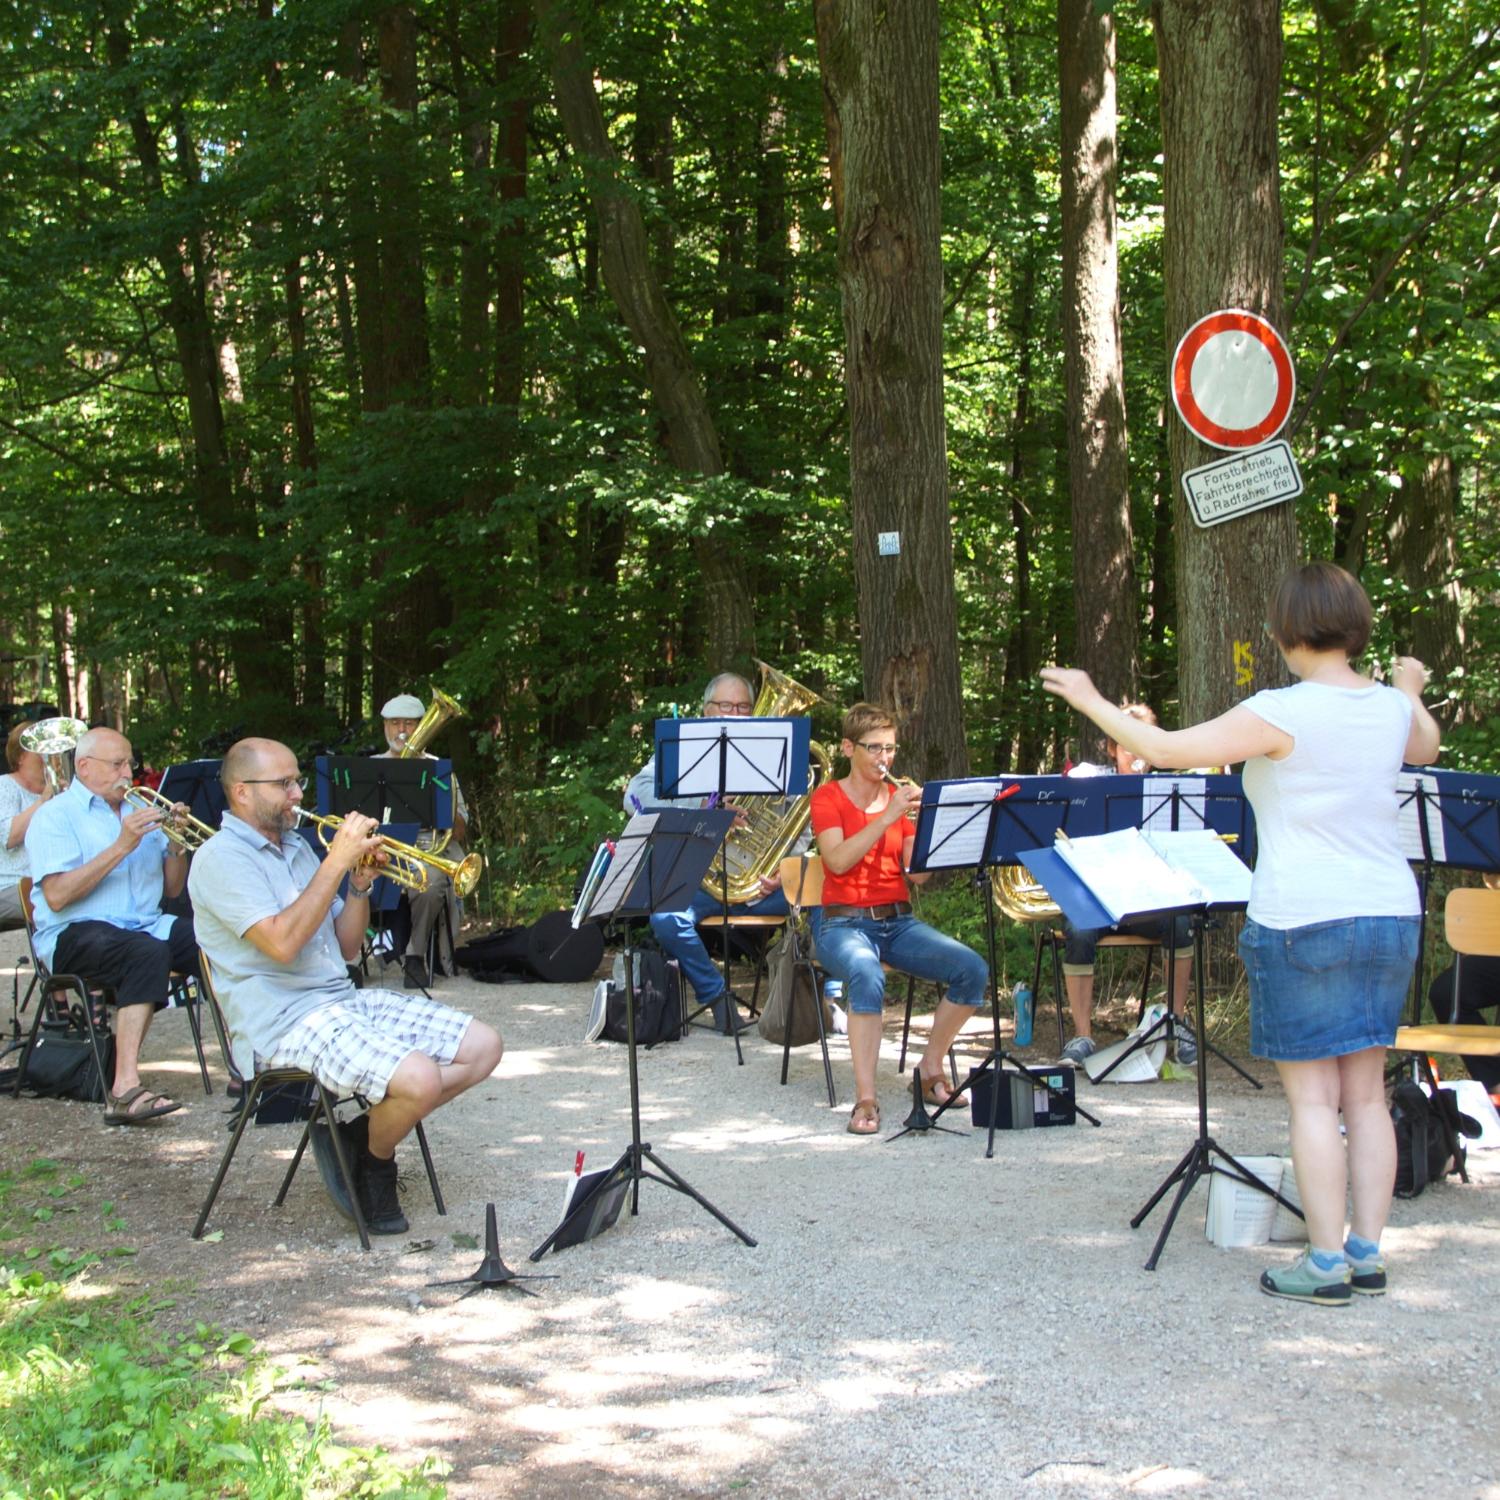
[1240,681,1417,928]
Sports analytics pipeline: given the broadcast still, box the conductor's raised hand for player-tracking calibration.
[1392,656,1429,699]
[329,811,384,871]
[1039,666,1104,713]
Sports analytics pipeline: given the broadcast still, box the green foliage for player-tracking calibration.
[0,1160,446,1500]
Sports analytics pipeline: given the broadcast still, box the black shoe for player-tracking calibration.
[308,1120,356,1223]
[710,998,753,1035]
[357,1150,409,1235]
[403,955,430,990]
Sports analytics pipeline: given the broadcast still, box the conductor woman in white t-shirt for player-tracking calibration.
[1042,562,1441,1307]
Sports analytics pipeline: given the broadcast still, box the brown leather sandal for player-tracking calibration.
[920,1071,965,1109]
[846,1097,881,1135]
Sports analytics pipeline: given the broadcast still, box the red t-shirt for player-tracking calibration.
[809,780,910,906]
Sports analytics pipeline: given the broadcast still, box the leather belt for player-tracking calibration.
[824,902,912,921]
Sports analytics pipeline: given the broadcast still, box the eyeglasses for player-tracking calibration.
[856,742,899,756]
[705,700,754,715]
[238,776,307,793]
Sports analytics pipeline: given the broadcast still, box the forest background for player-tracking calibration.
[1,0,1495,920]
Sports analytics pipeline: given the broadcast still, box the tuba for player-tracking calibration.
[20,717,90,794]
[398,687,464,759]
[701,660,832,905]
[990,862,1063,924]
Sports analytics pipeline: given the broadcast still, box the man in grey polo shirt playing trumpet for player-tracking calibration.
[189,738,503,1235]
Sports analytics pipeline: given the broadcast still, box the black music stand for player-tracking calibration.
[655,714,811,1064]
[529,805,756,1259]
[1022,832,1300,1269]
[158,759,228,832]
[908,778,1103,1154]
[1089,775,1261,1088]
[1396,768,1500,1023]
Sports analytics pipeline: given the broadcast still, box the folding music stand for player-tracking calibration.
[1089,774,1261,1088]
[158,759,228,833]
[1021,831,1300,1269]
[908,777,1103,1155]
[654,714,811,1064]
[529,805,756,1259]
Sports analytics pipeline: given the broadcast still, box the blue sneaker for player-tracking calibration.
[1259,1251,1351,1306]
[1345,1246,1387,1296]
[1174,1018,1199,1067]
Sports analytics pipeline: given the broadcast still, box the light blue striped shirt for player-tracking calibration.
[24,778,174,968]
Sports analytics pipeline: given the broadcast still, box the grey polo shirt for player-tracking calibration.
[188,811,355,1080]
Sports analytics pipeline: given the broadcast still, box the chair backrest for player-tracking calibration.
[196,949,239,1079]
[779,853,824,908]
[16,876,48,978]
[1446,887,1500,958]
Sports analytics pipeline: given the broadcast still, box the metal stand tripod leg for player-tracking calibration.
[1130,914,1300,1269]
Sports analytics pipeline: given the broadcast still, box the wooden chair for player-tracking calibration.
[777,854,837,1106]
[192,951,446,1251]
[1391,886,1500,1183]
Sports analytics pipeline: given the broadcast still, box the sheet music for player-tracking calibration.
[571,841,613,928]
[1141,829,1251,906]
[920,778,1011,869]
[1396,772,1446,862]
[1140,775,1207,832]
[662,718,796,798]
[1055,828,1202,924]
[589,814,657,916]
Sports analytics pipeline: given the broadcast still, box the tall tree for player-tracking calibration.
[1154,0,1298,723]
[1059,0,1137,746]
[815,0,967,779]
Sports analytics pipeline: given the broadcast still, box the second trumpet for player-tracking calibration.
[293,807,484,898]
[122,784,216,851]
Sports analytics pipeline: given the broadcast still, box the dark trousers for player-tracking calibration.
[1429,955,1500,1093]
[52,917,200,1010]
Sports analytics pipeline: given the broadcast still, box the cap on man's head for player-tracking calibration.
[381,694,426,720]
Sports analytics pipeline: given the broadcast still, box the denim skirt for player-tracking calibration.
[1238,915,1420,1062]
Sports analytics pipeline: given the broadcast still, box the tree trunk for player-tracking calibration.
[534,0,753,668]
[816,0,967,780]
[1059,0,1137,747]
[1390,439,1463,708]
[1154,0,1298,725]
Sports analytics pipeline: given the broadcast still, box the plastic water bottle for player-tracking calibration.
[1013,983,1034,1048]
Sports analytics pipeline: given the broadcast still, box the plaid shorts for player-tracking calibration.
[260,990,472,1104]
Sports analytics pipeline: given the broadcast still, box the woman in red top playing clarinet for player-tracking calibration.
[810,702,990,1135]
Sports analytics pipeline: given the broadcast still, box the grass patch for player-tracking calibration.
[0,1159,447,1499]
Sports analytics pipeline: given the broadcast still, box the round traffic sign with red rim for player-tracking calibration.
[1171,309,1295,450]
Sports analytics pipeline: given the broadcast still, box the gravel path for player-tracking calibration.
[2,931,1496,1499]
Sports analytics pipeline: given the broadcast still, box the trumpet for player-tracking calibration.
[293,807,485,898]
[881,769,922,822]
[122,784,216,851]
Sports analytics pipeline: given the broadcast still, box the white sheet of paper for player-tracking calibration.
[590,813,657,916]
[1141,829,1252,906]
[919,778,1011,869]
[1140,776,1208,832]
[664,719,796,798]
[1055,827,1203,924]
[1395,771,1446,862]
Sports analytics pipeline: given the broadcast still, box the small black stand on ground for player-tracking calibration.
[1130,913,1302,1269]
[530,807,756,1260]
[886,1067,966,1142]
[429,1203,555,1298]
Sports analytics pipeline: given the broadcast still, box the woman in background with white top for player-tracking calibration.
[0,721,54,930]
[1042,562,1441,1306]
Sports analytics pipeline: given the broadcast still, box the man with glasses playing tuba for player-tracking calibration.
[189,738,502,1235]
[374,693,469,990]
[624,671,808,1036]
[24,727,201,1124]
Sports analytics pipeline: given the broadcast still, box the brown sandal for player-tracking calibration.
[920,1072,965,1109]
[846,1097,881,1135]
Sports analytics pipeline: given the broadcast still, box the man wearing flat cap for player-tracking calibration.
[375,694,469,990]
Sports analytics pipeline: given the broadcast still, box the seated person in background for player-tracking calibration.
[624,671,803,1036]
[189,738,502,1235]
[0,721,53,931]
[1059,703,1196,1067]
[810,702,990,1135]
[1428,873,1500,1102]
[375,693,469,990]
[24,727,198,1124]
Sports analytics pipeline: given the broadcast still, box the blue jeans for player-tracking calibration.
[650,885,795,1004]
[815,913,989,1016]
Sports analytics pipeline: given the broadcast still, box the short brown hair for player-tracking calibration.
[841,702,897,744]
[1266,562,1372,656]
[5,721,33,772]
